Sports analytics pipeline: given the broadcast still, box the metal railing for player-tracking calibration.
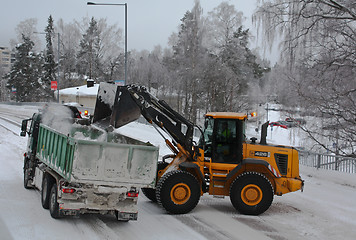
[299,150,356,174]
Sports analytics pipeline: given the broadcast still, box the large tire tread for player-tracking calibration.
[156,170,200,214]
[49,184,61,219]
[230,171,274,216]
[23,160,33,189]
[41,174,54,209]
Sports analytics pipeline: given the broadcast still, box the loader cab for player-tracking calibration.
[200,112,247,164]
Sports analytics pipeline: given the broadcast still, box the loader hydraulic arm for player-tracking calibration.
[93,83,195,156]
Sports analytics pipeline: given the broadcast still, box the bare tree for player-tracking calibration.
[56,18,82,87]
[254,0,356,156]
[12,18,41,52]
[205,1,244,54]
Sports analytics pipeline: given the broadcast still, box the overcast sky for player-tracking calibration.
[0,0,259,50]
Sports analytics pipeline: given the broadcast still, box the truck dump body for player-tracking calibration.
[36,124,158,188]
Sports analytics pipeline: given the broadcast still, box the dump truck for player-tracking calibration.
[93,83,304,216]
[20,106,158,220]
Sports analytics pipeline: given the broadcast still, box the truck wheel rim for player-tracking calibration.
[241,184,263,206]
[170,183,191,205]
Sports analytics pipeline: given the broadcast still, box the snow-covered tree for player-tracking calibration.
[11,18,41,52]
[166,0,208,123]
[6,35,43,102]
[77,17,102,81]
[254,0,356,156]
[43,15,56,99]
[205,1,243,54]
[56,19,82,87]
[76,17,124,83]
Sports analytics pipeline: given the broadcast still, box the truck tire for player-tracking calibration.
[41,174,53,209]
[229,172,274,215]
[156,170,200,214]
[141,162,169,202]
[23,160,32,189]
[49,184,61,219]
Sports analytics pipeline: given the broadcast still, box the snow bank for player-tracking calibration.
[59,84,99,96]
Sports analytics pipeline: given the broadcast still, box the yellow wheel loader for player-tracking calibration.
[93,83,304,215]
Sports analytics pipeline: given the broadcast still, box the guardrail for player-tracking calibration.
[299,150,356,174]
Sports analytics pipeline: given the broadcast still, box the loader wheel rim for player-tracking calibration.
[170,183,191,205]
[241,184,263,206]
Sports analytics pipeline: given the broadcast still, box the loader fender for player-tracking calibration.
[226,158,281,181]
[179,162,206,193]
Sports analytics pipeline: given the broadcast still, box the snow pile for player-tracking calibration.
[59,84,99,96]
[41,103,74,135]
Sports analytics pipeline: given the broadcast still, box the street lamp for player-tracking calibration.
[87,2,127,84]
[34,31,60,102]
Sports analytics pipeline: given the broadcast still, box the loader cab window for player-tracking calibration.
[200,117,214,157]
[212,119,243,164]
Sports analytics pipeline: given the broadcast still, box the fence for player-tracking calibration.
[299,150,356,174]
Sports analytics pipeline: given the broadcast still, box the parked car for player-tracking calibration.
[285,117,306,126]
[269,121,289,129]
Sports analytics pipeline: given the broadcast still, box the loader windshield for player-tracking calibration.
[200,117,244,163]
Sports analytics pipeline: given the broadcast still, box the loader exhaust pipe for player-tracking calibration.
[260,121,269,145]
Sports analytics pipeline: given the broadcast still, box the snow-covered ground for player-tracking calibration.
[1,103,356,240]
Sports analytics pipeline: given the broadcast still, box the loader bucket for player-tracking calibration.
[93,83,141,129]
[111,86,141,128]
[93,82,117,125]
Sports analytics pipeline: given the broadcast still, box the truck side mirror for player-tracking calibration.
[20,119,28,137]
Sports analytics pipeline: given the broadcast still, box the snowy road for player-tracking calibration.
[1,104,356,240]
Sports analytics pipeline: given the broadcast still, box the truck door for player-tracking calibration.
[28,113,41,154]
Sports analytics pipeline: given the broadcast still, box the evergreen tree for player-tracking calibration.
[43,15,56,98]
[168,0,207,123]
[6,35,43,102]
[77,17,102,81]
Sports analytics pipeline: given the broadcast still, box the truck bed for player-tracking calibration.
[36,124,158,188]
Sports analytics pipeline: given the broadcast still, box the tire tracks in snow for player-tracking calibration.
[0,117,20,135]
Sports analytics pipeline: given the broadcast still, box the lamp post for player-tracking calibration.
[87,2,127,84]
[34,31,60,102]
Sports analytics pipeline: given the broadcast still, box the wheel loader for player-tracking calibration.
[93,83,304,215]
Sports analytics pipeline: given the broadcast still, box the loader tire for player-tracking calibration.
[230,172,274,215]
[23,160,32,189]
[41,174,53,209]
[156,170,200,214]
[49,184,61,219]
[142,162,169,202]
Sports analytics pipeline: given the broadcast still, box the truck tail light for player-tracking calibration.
[84,110,89,116]
[127,191,139,198]
[62,188,76,194]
